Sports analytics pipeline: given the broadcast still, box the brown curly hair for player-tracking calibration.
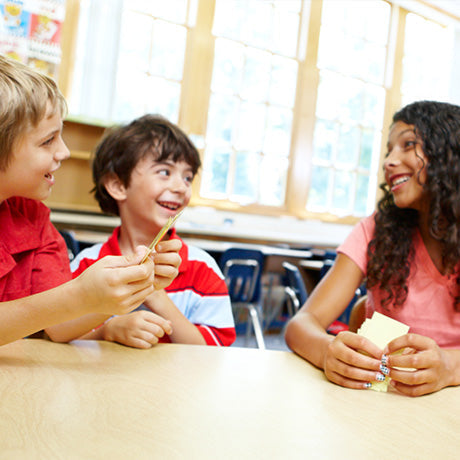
[367,100,460,310]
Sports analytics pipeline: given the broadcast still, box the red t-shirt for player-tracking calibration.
[0,197,71,301]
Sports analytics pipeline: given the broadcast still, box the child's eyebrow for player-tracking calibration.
[386,128,416,149]
[151,159,173,166]
[38,127,61,142]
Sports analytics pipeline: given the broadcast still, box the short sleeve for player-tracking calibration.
[336,215,375,276]
[31,218,72,294]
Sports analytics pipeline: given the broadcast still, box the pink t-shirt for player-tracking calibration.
[338,215,460,348]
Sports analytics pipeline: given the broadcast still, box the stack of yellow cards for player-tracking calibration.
[357,312,410,392]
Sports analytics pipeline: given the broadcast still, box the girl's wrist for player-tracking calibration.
[445,349,460,387]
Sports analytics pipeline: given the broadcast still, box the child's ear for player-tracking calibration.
[104,174,127,201]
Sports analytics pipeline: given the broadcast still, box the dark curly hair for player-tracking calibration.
[92,114,201,216]
[367,100,460,310]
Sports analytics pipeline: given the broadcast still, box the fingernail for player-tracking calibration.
[380,364,390,376]
[381,354,388,367]
[375,372,386,382]
[364,382,372,389]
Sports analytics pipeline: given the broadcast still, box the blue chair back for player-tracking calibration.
[219,248,265,303]
[319,257,366,324]
[282,261,308,305]
[59,230,80,262]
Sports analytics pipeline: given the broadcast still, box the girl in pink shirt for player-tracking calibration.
[285,100,460,396]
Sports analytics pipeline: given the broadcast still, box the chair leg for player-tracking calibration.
[248,305,266,350]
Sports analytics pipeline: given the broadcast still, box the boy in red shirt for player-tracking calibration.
[0,55,181,346]
[71,115,235,348]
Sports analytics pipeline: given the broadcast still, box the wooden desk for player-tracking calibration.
[0,340,458,459]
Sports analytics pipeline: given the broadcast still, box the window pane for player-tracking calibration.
[211,38,244,95]
[315,70,343,120]
[307,165,332,210]
[401,13,453,105]
[118,11,152,72]
[207,94,238,144]
[241,1,272,50]
[272,7,299,56]
[354,173,370,216]
[128,0,188,23]
[145,77,181,123]
[235,102,266,152]
[241,48,271,102]
[337,125,360,166]
[339,77,363,124]
[332,171,353,214]
[150,21,186,80]
[359,129,374,170]
[313,120,337,162]
[201,147,230,197]
[264,107,293,156]
[232,152,260,203]
[269,55,298,107]
[362,84,385,127]
[260,156,288,206]
[213,0,244,41]
[112,70,148,122]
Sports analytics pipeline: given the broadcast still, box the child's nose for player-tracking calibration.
[384,150,401,169]
[55,137,70,161]
[171,174,187,192]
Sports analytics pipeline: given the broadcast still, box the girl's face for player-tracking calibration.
[0,102,70,202]
[119,156,194,235]
[384,121,428,212]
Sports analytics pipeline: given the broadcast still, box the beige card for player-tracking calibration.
[357,312,410,392]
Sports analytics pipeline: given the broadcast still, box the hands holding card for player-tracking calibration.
[323,312,457,396]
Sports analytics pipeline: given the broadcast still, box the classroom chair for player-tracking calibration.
[220,248,266,349]
[347,295,367,333]
[282,261,308,317]
[319,257,366,334]
[58,229,81,262]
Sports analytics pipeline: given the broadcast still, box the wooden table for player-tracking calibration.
[0,340,458,459]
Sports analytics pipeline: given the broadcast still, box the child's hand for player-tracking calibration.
[323,331,383,389]
[75,247,156,316]
[151,239,182,291]
[102,310,172,349]
[384,333,454,396]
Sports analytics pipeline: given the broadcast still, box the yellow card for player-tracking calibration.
[140,210,184,264]
[357,312,409,392]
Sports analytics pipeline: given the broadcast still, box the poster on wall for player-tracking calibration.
[0,0,66,80]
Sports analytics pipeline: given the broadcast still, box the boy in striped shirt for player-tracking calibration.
[71,115,235,348]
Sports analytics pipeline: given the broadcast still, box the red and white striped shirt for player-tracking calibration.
[71,227,236,346]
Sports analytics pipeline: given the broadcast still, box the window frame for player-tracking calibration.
[58,0,459,226]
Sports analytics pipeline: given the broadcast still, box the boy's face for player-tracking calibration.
[119,156,194,233]
[0,102,70,202]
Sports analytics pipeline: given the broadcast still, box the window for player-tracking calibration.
[200,0,302,206]
[401,12,454,105]
[64,0,459,222]
[307,0,390,217]
[68,0,195,123]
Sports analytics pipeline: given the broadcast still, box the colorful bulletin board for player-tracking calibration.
[0,0,66,80]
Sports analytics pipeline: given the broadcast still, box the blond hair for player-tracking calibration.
[0,54,67,170]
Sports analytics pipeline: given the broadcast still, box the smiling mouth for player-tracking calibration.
[158,201,181,211]
[390,175,410,190]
